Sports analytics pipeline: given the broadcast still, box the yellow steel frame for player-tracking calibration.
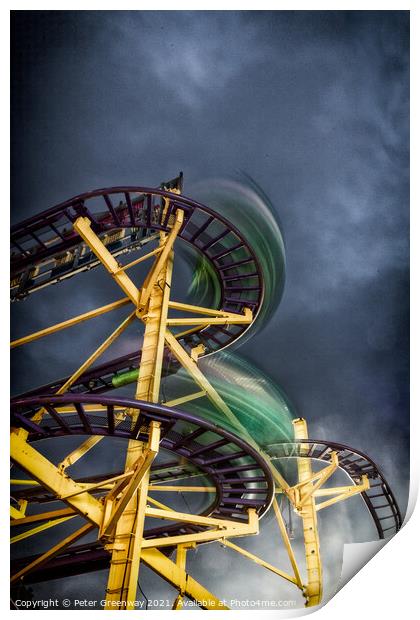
[10,197,370,609]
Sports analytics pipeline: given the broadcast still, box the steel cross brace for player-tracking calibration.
[100,421,160,539]
[171,543,194,609]
[10,428,104,527]
[11,522,95,585]
[291,452,339,509]
[55,209,256,475]
[141,547,229,610]
[314,476,370,511]
[10,201,287,607]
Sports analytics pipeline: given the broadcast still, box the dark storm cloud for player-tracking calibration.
[11,10,409,607]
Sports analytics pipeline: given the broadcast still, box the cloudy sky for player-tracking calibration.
[11,10,409,609]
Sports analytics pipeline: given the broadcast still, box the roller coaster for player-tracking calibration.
[10,174,402,609]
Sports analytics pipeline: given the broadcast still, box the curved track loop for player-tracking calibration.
[266,440,402,539]
[11,187,264,358]
[11,394,274,530]
[10,186,403,592]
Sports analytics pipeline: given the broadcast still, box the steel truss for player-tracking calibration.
[10,177,401,609]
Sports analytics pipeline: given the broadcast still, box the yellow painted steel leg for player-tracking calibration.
[101,423,160,538]
[104,216,174,608]
[292,418,322,607]
[104,468,151,607]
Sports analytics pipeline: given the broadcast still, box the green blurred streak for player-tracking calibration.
[185,176,286,345]
[113,178,293,449]
[164,351,295,447]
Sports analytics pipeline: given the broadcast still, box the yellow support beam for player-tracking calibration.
[144,506,255,529]
[148,485,216,493]
[101,422,160,539]
[221,539,300,587]
[292,418,322,607]
[62,471,134,500]
[141,547,229,610]
[272,497,304,589]
[141,526,256,550]
[57,411,128,470]
[54,311,136,398]
[168,300,252,319]
[73,216,141,305]
[315,476,370,511]
[58,436,104,471]
[313,479,369,497]
[11,515,77,544]
[31,311,135,422]
[11,507,76,526]
[138,209,184,309]
[164,329,250,434]
[116,245,162,272]
[171,543,193,609]
[10,430,103,526]
[10,297,130,349]
[11,522,95,584]
[163,390,206,408]
[139,508,258,549]
[164,328,293,499]
[146,496,174,512]
[165,313,252,326]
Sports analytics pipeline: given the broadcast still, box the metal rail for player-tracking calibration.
[15,349,172,398]
[10,181,403,606]
[266,440,402,539]
[11,394,274,527]
[11,187,265,359]
[11,433,402,584]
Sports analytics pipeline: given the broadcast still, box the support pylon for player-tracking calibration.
[10,179,395,609]
[104,212,175,608]
[292,418,322,606]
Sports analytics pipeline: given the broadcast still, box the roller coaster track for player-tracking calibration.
[266,441,402,540]
[11,186,264,359]
[15,349,173,397]
[10,179,403,606]
[11,394,274,525]
[11,394,401,583]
